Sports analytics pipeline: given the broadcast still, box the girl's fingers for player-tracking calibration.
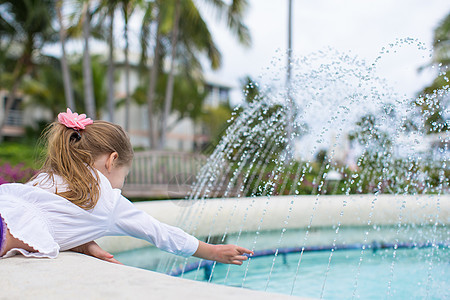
[231,260,244,265]
[233,255,249,262]
[237,246,253,255]
[86,242,113,258]
[100,250,114,259]
[91,247,113,259]
[71,241,123,265]
[104,257,123,265]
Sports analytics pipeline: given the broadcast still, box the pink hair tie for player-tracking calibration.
[57,108,93,130]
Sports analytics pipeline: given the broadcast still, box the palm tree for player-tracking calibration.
[81,0,96,119]
[99,0,120,122]
[146,0,251,149]
[86,0,121,122]
[56,0,76,110]
[71,55,108,117]
[64,0,116,118]
[106,3,116,122]
[0,0,56,142]
[92,0,139,126]
[145,2,162,148]
[121,0,139,132]
[159,0,181,149]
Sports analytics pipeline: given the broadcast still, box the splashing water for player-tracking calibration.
[157,39,449,299]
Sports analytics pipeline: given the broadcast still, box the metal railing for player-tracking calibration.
[122,151,207,199]
[5,109,23,126]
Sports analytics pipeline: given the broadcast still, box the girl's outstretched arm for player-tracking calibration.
[70,241,123,265]
[193,241,253,265]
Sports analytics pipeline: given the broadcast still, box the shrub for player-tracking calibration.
[0,162,37,184]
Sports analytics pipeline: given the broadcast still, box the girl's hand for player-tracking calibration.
[193,241,254,265]
[70,241,123,265]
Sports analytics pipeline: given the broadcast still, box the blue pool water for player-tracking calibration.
[114,226,449,299]
[182,247,449,299]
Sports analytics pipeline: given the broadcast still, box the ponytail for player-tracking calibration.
[36,120,133,210]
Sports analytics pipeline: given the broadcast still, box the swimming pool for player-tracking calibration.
[181,247,448,299]
[114,225,449,299]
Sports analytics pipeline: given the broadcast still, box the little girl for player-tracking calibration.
[0,109,252,265]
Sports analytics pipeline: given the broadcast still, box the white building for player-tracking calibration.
[0,90,52,137]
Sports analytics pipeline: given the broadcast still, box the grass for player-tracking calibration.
[0,141,44,170]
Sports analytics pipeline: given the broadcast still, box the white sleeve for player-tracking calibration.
[109,195,199,257]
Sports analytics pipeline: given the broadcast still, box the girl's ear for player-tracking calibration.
[105,152,119,172]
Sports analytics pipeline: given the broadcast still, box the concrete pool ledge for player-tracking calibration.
[98,194,449,253]
[0,252,309,300]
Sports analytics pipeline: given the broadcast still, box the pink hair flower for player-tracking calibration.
[58,108,93,130]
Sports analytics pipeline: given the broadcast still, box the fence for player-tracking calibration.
[122,151,207,199]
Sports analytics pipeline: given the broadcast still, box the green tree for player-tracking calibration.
[143,0,162,148]
[21,56,67,118]
[96,0,141,127]
[241,75,262,103]
[65,0,131,120]
[81,0,96,119]
[121,0,140,131]
[104,0,119,123]
[55,0,75,110]
[143,0,251,149]
[68,55,108,118]
[130,72,206,124]
[23,54,108,119]
[200,104,233,147]
[431,12,450,67]
[0,0,56,142]
[0,5,15,82]
[418,12,450,134]
[159,0,251,149]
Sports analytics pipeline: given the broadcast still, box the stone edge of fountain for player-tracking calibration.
[1,251,311,299]
[97,194,449,253]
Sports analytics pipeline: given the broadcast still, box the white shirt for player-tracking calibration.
[0,170,199,258]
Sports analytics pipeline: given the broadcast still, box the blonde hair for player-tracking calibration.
[37,120,133,210]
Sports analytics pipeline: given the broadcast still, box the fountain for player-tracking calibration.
[117,40,449,299]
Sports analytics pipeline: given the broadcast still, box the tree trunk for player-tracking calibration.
[82,1,96,119]
[124,7,131,132]
[56,0,75,110]
[107,9,115,123]
[146,10,162,149]
[159,0,181,150]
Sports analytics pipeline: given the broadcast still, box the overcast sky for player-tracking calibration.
[201,0,450,104]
